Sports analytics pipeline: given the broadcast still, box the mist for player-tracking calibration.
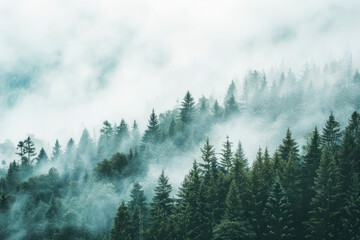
[1,0,360,239]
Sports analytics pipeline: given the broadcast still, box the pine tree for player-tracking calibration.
[100,120,113,156]
[51,140,62,161]
[131,120,141,147]
[111,201,135,240]
[306,145,342,240]
[179,91,196,123]
[64,138,76,163]
[212,100,223,120]
[342,183,360,240]
[235,141,248,169]
[263,177,295,240]
[175,161,208,240]
[220,136,233,173]
[168,119,176,138]
[116,119,130,147]
[23,136,36,165]
[148,171,173,240]
[213,180,255,240]
[279,128,299,163]
[302,127,321,219]
[199,138,218,180]
[37,148,49,165]
[321,112,342,151]
[143,109,160,143]
[129,182,147,240]
[224,94,239,118]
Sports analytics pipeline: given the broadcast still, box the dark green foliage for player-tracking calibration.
[220,136,233,173]
[213,181,255,240]
[143,109,160,143]
[321,112,342,151]
[37,148,49,165]
[279,128,299,163]
[179,91,196,123]
[235,141,248,169]
[148,171,173,240]
[111,201,135,240]
[263,177,294,240]
[129,182,147,240]
[94,153,129,179]
[306,145,342,240]
[302,127,321,220]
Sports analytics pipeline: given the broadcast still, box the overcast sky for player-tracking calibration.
[0,0,360,146]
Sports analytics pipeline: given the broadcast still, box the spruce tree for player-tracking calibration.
[110,201,135,240]
[100,120,113,156]
[37,148,49,165]
[224,94,239,118]
[279,128,299,163]
[23,136,36,165]
[51,140,62,161]
[263,177,295,240]
[213,180,255,240]
[220,136,233,173]
[143,109,160,143]
[306,145,342,240]
[235,141,248,169]
[302,127,321,219]
[199,138,218,180]
[116,119,130,146]
[128,182,147,240]
[179,91,196,123]
[321,112,342,151]
[212,100,223,120]
[131,120,141,147]
[148,171,173,240]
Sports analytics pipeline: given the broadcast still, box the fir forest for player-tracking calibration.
[1,1,360,240]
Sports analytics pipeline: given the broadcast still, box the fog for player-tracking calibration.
[1,0,360,146]
[1,1,360,239]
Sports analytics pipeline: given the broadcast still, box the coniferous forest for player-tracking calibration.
[1,59,360,239]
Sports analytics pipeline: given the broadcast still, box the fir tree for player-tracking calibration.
[235,141,248,169]
[212,100,223,120]
[100,120,113,156]
[131,120,141,147]
[179,91,196,123]
[220,136,233,173]
[199,138,218,179]
[279,128,299,163]
[23,136,37,165]
[111,201,135,240]
[213,180,255,240]
[128,183,147,240]
[263,177,295,240]
[37,148,49,165]
[321,112,342,151]
[306,145,342,240]
[143,109,160,143]
[302,127,321,221]
[224,94,239,118]
[51,140,62,161]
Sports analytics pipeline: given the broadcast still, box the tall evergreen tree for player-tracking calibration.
[143,109,160,143]
[212,100,223,120]
[131,120,141,147]
[23,136,37,165]
[179,91,196,123]
[111,201,135,240]
[279,128,299,163]
[100,121,113,156]
[213,180,255,240]
[321,112,342,151]
[235,141,248,169]
[148,171,173,240]
[128,182,147,240]
[37,148,49,165]
[302,127,321,221]
[306,145,342,240]
[224,94,239,118]
[220,136,233,173]
[263,177,295,240]
[51,140,62,161]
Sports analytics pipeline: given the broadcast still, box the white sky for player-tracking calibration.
[0,0,360,146]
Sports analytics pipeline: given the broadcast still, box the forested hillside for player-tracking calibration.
[1,60,360,239]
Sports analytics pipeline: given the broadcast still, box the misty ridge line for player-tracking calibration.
[0,54,360,239]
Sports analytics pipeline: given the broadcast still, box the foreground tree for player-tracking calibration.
[111,201,135,240]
